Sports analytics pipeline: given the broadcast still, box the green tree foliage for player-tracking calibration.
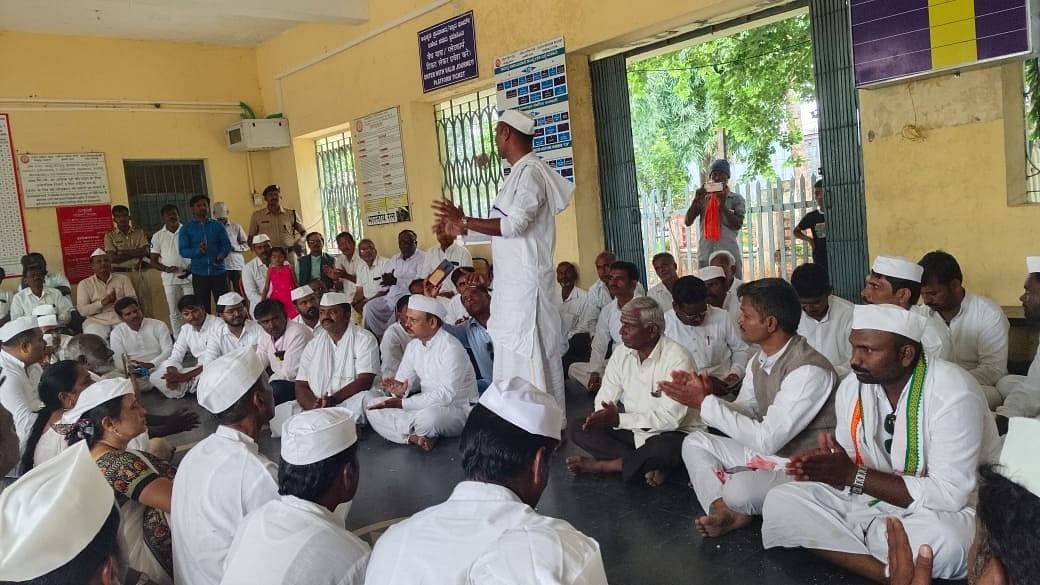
[628,15,815,197]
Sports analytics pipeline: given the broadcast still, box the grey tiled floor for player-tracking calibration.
[146,382,962,585]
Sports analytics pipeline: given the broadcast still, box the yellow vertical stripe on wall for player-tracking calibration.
[928,0,978,68]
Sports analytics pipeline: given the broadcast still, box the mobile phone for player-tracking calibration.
[705,181,725,193]
[426,259,455,289]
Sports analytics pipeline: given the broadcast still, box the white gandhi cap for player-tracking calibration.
[31,305,56,317]
[281,407,358,465]
[408,294,447,321]
[217,292,244,307]
[197,346,265,414]
[61,377,134,425]
[850,304,926,342]
[0,442,114,581]
[291,284,315,301]
[90,248,107,258]
[697,266,725,282]
[871,255,923,283]
[1027,256,1040,275]
[320,292,352,306]
[498,109,536,135]
[999,417,1040,499]
[0,316,37,342]
[251,234,271,245]
[479,377,563,440]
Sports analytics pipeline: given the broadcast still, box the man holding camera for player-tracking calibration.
[685,159,746,279]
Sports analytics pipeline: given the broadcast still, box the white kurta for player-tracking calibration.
[587,279,645,313]
[152,314,222,397]
[111,318,173,393]
[797,295,855,378]
[761,358,1000,580]
[466,525,608,585]
[663,306,749,380]
[910,305,955,361]
[647,282,673,311]
[9,287,73,325]
[291,314,320,333]
[257,320,313,382]
[996,343,1040,418]
[596,335,698,446]
[356,256,390,300]
[683,339,836,515]
[222,221,250,272]
[364,481,604,585]
[558,286,597,339]
[484,153,574,427]
[722,278,744,324]
[362,251,427,337]
[568,299,624,388]
[201,320,263,364]
[379,321,412,380]
[171,426,279,585]
[924,292,1008,386]
[424,241,473,294]
[242,257,269,309]
[0,350,39,466]
[368,328,477,443]
[296,326,380,411]
[221,495,370,585]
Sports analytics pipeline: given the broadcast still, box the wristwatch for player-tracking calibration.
[849,465,869,495]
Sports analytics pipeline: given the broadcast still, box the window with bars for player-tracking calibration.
[123,160,208,235]
[315,131,363,250]
[434,88,502,218]
[1025,60,1040,203]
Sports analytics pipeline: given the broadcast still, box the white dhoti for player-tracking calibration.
[363,296,395,339]
[367,403,472,444]
[682,431,790,515]
[566,362,595,391]
[993,374,1040,417]
[762,482,975,580]
[494,332,565,429]
[148,368,197,399]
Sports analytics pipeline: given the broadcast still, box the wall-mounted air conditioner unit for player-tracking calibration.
[226,119,290,152]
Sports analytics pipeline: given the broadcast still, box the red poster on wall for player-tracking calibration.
[56,204,112,284]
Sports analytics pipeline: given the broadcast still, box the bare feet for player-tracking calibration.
[407,434,437,452]
[565,455,622,475]
[644,469,669,487]
[695,502,752,538]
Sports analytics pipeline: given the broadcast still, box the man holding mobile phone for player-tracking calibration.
[684,159,746,279]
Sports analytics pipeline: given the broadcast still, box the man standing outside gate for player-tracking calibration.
[685,159,746,279]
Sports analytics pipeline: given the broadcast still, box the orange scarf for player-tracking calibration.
[703,190,726,241]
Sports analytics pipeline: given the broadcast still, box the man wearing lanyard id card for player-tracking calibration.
[433,109,575,431]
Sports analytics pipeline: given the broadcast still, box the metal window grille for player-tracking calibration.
[435,88,502,218]
[315,131,363,250]
[123,160,208,235]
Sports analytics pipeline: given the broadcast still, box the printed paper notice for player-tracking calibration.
[18,152,111,208]
[354,107,412,226]
[0,115,29,275]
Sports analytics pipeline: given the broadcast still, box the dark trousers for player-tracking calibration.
[192,274,229,314]
[270,380,296,405]
[226,270,243,297]
[562,333,592,374]
[568,418,686,483]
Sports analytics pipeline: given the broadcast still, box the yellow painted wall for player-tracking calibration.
[860,63,1036,305]
[0,32,267,324]
[254,0,764,286]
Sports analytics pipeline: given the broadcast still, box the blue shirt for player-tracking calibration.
[179,218,232,276]
[445,318,493,393]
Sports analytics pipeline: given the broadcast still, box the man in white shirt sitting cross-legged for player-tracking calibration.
[254,299,312,406]
[152,294,222,399]
[109,297,172,393]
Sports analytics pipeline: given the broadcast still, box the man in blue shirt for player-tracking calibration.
[445,284,493,393]
[179,195,232,313]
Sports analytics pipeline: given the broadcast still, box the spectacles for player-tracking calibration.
[883,413,896,454]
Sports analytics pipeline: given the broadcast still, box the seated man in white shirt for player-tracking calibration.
[221,408,370,585]
[366,295,477,452]
[254,299,313,405]
[353,238,390,309]
[10,264,72,326]
[332,231,361,293]
[290,284,322,332]
[424,226,473,298]
[993,256,1040,433]
[109,297,172,393]
[762,304,1000,582]
[587,251,646,316]
[294,292,381,420]
[362,230,427,339]
[557,261,596,373]
[659,278,837,538]
[862,254,954,361]
[792,263,854,378]
[709,250,744,321]
[364,378,606,585]
[648,252,679,310]
[566,296,697,487]
[151,294,221,398]
[918,250,1009,408]
[201,292,263,364]
[568,261,639,393]
[172,347,278,585]
[664,275,749,394]
[380,295,413,382]
[700,265,739,325]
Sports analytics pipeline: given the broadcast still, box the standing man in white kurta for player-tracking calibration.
[294,292,381,418]
[792,263,855,377]
[367,295,477,451]
[150,204,193,335]
[862,255,954,361]
[762,304,1001,582]
[918,250,1009,407]
[660,278,837,538]
[242,235,272,311]
[364,378,606,585]
[220,408,370,585]
[171,347,278,585]
[109,297,172,393]
[433,109,575,429]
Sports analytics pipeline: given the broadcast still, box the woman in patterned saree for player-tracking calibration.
[67,377,176,585]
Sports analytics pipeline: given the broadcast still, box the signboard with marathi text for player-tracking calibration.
[418,11,479,93]
[56,204,112,284]
[353,107,412,226]
[18,152,111,208]
[852,0,1036,87]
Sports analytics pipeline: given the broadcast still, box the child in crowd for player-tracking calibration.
[263,246,299,319]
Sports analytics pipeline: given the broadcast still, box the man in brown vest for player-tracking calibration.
[659,278,837,538]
